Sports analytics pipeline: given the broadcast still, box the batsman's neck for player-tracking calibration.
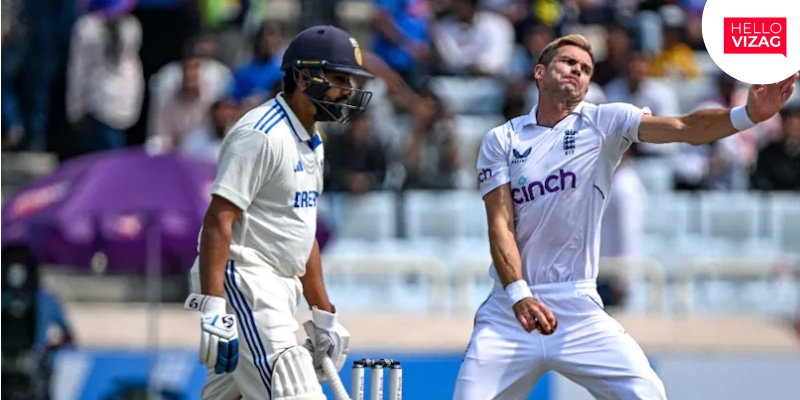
[535,96,580,128]
[285,91,318,133]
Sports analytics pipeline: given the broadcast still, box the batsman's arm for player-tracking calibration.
[199,127,273,297]
[299,239,334,313]
[198,195,242,297]
[483,185,526,291]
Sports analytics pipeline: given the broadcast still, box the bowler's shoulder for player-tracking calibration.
[477,116,526,156]
[578,102,650,126]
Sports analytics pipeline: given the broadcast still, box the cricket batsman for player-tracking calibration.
[183,25,374,400]
[455,34,797,400]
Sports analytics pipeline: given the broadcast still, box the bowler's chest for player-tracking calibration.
[508,122,601,182]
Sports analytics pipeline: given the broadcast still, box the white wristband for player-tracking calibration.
[311,306,337,331]
[730,105,756,131]
[505,280,533,305]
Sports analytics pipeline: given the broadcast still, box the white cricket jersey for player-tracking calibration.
[477,101,651,285]
[207,93,324,277]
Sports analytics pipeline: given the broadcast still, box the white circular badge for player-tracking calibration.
[702,0,800,85]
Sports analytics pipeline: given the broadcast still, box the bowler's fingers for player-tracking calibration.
[516,312,534,333]
[534,304,557,335]
[529,305,552,334]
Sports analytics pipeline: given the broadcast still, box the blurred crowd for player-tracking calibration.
[2,0,799,195]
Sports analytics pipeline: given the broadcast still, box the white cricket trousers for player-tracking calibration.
[453,280,667,400]
[190,259,304,400]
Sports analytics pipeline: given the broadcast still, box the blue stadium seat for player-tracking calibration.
[698,192,764,245]
[630,157,674,194]
[324,192,398,240]
[765,192,800,255]
[403,190,487,241]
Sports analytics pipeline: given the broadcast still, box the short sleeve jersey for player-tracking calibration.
[207,93,324,277]
[477,102,651,285]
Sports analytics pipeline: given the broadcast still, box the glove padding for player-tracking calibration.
[184,293,239,374]
[302,306,350,382]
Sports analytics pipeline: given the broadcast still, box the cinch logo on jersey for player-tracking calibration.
[512,169,577,204]
[478,168,493,183]
[293,190,319,208]
[724,17,787,57]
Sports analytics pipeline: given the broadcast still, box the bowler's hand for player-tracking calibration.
[746,72,798,122]
[512,297,557,335]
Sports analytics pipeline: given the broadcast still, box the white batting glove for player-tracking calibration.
[302,306,350,382]
[184,293,239,374]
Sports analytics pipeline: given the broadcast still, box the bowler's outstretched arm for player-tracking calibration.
[638,73,797,145]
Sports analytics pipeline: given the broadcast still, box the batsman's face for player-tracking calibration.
[537,45,593,102]
[323,71,354,104]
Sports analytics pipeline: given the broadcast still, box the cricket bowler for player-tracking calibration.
[455,34,797,400]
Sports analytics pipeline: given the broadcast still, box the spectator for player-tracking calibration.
[671,72,735,191]
[9,0,77,152]
[2,244,74,399]
[680,0,706,50]
[591,22,633,87]
[66,0,144,155]
[372,0,432,88]
[2,2,27,151]
[299,0,341,29]
[196,0,251,67]
[431,0,515,79]
[181,98,238,162]
[228,22,286,106]
[324,114,388,194]
[604,50,680,156]
[148,33,233,109]
[479,0,531,43]
[647,4,700,80]
[750,99,800,191]
[147,56,220,151]
[401,86,460,190]
[697,73,753,191]
[508,24,555,82]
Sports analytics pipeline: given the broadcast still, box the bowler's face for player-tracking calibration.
[537,45,593,102]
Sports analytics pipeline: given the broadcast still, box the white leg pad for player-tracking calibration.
[271,346,326,400]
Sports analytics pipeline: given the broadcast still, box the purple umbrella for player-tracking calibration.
[1,147,216,274]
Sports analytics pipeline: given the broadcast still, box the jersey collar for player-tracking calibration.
[525,101,586,127]
[275,93,314,142]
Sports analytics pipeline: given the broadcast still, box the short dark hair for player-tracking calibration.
[282,72,297,95]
